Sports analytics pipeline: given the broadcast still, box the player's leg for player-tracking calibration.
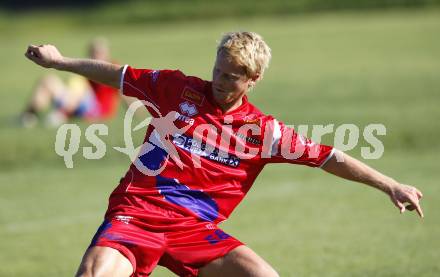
[198,245,279,277]
[75,246,133,277]
[79,217,167,276]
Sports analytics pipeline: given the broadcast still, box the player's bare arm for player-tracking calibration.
[321,150,424,218]
[25,44,123,89]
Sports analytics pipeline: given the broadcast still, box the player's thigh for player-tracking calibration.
[198,245,279,277]
[75,246,133,277]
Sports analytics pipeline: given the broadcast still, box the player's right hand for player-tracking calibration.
[25,44,64,69]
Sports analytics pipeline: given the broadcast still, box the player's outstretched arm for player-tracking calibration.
[25,44,123,89]
[321,150,424,218]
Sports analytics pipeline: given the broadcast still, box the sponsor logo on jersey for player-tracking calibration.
[235,132,262,145]
[181,87,205,106]
[243,115,261,127]
[175,112,195,125]
[172,133,240,167]
[179,101,198,116]
[244,118,260,126]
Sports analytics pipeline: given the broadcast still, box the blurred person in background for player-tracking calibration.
[20,37,120,127]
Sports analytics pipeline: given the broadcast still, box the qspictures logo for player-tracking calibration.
[54,100,386,172]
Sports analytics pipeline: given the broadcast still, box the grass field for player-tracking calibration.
[1,8,439,276]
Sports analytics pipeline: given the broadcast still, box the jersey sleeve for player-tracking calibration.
[263,118,335,168]
[119,65,185,111]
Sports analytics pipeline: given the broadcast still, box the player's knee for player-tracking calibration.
[75,246,133,277]
[253,263,279,277]
[74,250,109,277]
[75,262,109,277]
[75,260,98,277]
[75,265,90,277]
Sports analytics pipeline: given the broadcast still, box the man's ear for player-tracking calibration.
[252,74,260,82]
[248,74,260,89]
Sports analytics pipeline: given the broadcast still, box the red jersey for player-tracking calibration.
[105,66,334,231]
[89,80,119,118]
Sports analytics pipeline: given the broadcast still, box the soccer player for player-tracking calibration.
[25,32,424,277]
[21,38,120,127]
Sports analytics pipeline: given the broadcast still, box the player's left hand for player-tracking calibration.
[389,184,424,218]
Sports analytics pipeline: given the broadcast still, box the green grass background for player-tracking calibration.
[1,8,439,276]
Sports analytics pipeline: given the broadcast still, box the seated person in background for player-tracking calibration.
[20,38,120,127]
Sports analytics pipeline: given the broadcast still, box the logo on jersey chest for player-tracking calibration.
[181,87,205,106]
[243,118,261,127]
[179,101,198,116]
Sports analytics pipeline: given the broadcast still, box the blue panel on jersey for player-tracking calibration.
[138,143,168,171]
[155,175,219,222]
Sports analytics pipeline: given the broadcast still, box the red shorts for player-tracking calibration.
[89,216,243,276]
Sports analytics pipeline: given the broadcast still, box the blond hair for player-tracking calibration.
[217,31,271,80]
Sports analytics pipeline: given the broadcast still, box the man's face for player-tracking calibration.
[212,51,254,109]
